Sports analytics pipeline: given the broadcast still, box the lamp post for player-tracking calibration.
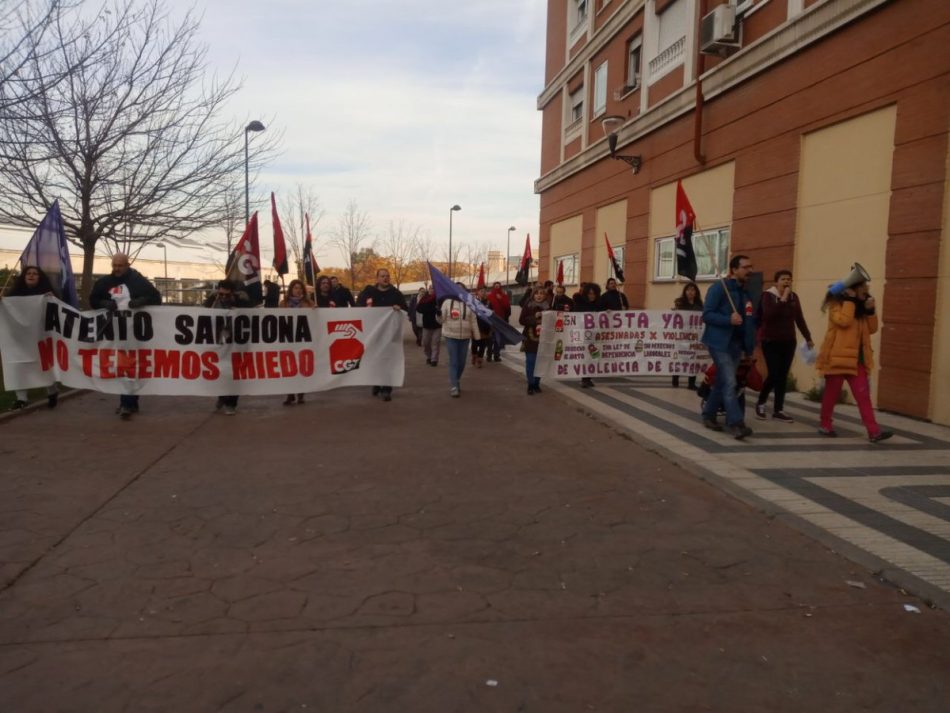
[601,115,642,174]
[506,225,516,286]
[244,120,266,225]
[448,204,461,279]
[155,242,168,301]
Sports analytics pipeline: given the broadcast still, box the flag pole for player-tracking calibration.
[694,218,737,314]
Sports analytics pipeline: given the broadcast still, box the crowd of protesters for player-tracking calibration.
[2,257,893,443]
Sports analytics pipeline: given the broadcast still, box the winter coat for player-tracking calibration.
[90,268,162,309]
[416,297,441,329]
[816,299,878,376]
[357,285,407,309]
[519,300,549,354]
[486,289,511,320]
[599,289,629,311]
[552,295,574,312]
[440,299,481,340]
[701,278,755,354]
[757,287,811,343]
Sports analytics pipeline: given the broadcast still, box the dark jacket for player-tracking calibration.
[599,289,629,311]
[415,296,441,329]
[332,286,356,307]
[203,290,253,309]
[757,288,812,343]
[701,278,756,354]
[357,284,407,309]
[519,300,549,354]
[673,296,703,311]
[90,268,162,309]
[263,282,280,308]
[315,292,338,308]
[552,295,574,312]
[573,296,603,313]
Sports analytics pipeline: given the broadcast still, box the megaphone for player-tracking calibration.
[829,262,870,295]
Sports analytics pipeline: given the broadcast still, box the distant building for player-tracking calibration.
[536,0,950,424]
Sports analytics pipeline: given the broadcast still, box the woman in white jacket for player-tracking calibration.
[440,285,483,397]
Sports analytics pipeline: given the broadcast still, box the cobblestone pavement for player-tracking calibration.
[1,341,949,712]
[502,353,950,609]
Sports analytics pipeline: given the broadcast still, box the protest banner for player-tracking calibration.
[535,310,709,379]
[0,296,404,396]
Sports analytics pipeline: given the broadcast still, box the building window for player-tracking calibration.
[570,0,589,39]
[568,86,584,126]
[626,35,642,90]
[607,245,625,280]
[592,62,608,118]
[654,227,731,280]
[554,253,579,285]
[575,0,589,27]
[649,0,687,83]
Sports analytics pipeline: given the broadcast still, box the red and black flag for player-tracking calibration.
[270,192,289,276]
[605,233,624,283]
[476,262,485,289]
[514,234,532,286]
[226,212,263,305]
[302,212,319,286]
[675,180,698,281]
[556,260,564,286]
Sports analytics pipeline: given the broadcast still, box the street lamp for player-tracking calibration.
[506,225,516,286]
[448,204,461,279]
[244,120,266,224]
[155,242,168,302]
[601,115,642,174]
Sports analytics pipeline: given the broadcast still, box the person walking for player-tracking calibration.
[408,287,426,347]
[357,268,407,402]
[816,279,892,442]
[440,284,483,397]
[520,285,550,395]
[279,279,314,406]
[485,281,511,362]
[416,286,442,367]
[573,282,603,388]
[671,281,703,390]
[599,278,629,311]
[314,275,338,308]
[755,270,813,422]
[90,253,162,419]
[551,284,574,312]
[2,266,60,410]
[470,286,492,368]
[700,255,756,440]
[330,276,356,307]
[204,280,253,415]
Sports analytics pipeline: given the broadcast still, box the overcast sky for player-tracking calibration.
[1,0,547,268]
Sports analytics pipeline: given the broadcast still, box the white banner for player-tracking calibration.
[0,296,405,396]
[536,310,709,379]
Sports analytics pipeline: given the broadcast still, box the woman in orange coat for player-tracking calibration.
[815,280,892,442]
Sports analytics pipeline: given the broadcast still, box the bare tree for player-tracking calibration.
[280,184,323,280]
[328,200,373,290]
[381,219,421,289]
[0,0,280,301]
[0,1,71,114]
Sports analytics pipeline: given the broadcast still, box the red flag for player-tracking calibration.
[515,234,532,286]
[271,192,289,276]
[226,212,263,304]
[675,180,698,281]
[476,262,485,288]
[303,212,320,285]
[556,260,564,286]
[604,233,625,283]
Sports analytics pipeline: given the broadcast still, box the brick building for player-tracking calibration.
[535,0,950,424]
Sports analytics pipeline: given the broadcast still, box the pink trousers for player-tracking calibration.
[820,365,881,437]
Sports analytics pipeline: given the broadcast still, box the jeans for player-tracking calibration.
[821,365,881,437]
[702,345,744,426]
[524,352,541,388]
[471,337,488,358]
[489,330,505,359]
[445,338,469,389]
[758,340,796,412]
[119,394,139,410]
[422,328,441,363]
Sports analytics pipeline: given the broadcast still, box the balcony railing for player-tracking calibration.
[648,35,686,82]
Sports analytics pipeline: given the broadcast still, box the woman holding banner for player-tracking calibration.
[519,285,550,395]
[671,281,703,390]
[280,280,314,405]
[3,266,59,410]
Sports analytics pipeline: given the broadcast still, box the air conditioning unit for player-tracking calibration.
[700,4,740,56]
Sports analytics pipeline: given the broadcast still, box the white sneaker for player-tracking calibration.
[450,387,460,398]
[754,403,767,420]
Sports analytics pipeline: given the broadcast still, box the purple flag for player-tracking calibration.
[19,200,79,307]
[428,262,522,346]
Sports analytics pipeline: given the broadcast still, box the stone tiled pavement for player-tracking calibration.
[1,339,949,712]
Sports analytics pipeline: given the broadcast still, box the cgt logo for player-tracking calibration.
[327,320,364,374]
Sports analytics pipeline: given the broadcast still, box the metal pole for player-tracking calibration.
[448,208,454,280]
[244,129,250,226]
[162,244,168,301]
[506,226,515,286]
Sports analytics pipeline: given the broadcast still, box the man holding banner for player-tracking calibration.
[357,268,407,402]
[89,253,162,419]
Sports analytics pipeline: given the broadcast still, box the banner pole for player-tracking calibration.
[1,255,23,296]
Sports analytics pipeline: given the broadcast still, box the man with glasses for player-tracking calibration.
[90,252,163,419]
[357,268,407,402]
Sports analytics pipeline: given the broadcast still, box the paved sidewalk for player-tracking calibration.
[501,350,950,610]
[1,339,949,712]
